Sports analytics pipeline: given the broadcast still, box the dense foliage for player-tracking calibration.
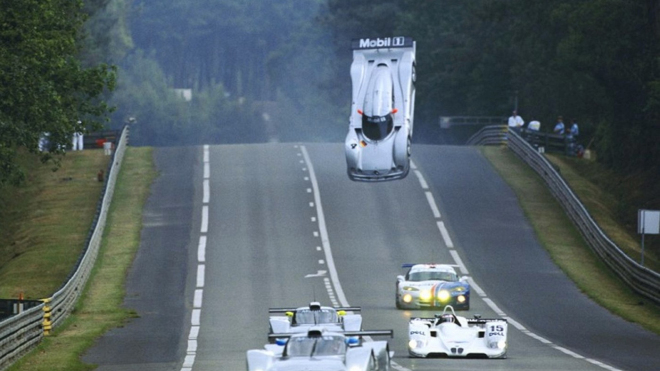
[0,0,116,185]
[326,0,660,210]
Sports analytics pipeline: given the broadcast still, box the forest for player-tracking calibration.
[2,0,659,214]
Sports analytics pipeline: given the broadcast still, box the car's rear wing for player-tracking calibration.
[269,306,361,314]
[401,263,459,268]
[269,329,393,341]
[410,317,506,324]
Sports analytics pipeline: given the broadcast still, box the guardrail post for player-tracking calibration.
[41,298,52,336]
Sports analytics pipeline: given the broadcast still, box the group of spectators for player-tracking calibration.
[507,110,582,156]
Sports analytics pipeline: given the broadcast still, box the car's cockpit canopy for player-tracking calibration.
[284,334,347,357]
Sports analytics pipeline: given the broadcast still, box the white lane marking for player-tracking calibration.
[183,355,195,368]
[194,289,204,308]
[189,326,199,340]
[414,170,428,189]
[526,331,552,344]
[307,188,312,193]
[466,276,486,297]
[413,165,622,371]
[201,205,208,233]
[198,236,206,263]
[187,339,197,353]
[436,221,454,248]
[555,346,585,359]
[300,145,410,371]
[203,149,209,163]
[203,179,210,204]
[313,231,319,237]
[319,260,325,265]
[191,309,201,326]
[410,159,418,170]
[309,202,314,207]
[196,264,205,288]
[316,246,321,251]
[311,216,316,222]
[503,316,526,331]
[425,192,441,218]
[483,298,505,316]
[449,250,469,274]
[203,163,210,179]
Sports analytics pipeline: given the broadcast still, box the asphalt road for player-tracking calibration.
[84,143,660,371]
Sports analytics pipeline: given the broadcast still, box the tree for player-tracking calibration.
[0,0,116,186]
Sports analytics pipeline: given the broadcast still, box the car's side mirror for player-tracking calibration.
[397,275,405,282]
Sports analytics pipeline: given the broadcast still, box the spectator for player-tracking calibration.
[508,110,524,133]
[568,118,579,138]
[527,120,541,131]
[566,118,580,156]
[72,132,84,151]
[553,116,565,135]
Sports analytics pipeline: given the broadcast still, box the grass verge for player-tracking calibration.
[7,147,156,371]
[481,146,660,334]
[0,150,110,299]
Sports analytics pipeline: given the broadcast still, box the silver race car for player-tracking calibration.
[396,263,470,310]
[268,302,362,339]
[246,327,393,371]
[345,36,416,182]
[408,305,508,358]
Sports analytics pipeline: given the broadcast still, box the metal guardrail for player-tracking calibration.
[439,116,506,129]
[467,125,660,305]
[0,126,129,370]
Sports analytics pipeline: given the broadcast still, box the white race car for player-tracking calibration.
[268,302,362,339]
[396,264,470,310]
[408,305,508,358]
[345,36,416,182]
[246,327,393,371]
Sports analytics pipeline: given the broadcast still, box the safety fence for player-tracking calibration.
[467,125,660,305]
[0,126,129,371]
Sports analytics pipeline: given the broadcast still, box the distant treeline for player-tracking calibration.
[325,0,660,225]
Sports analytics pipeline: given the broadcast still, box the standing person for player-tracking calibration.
[553,116,565,135]
[72,121,84,150]
[72,132,84,150]
[569,118,579,138]
[508,110,524,133]
[567,118,580,156]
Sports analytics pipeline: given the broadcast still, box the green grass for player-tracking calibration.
[0,150,110,299]
[481,146,660,334]
[7,147,156,371]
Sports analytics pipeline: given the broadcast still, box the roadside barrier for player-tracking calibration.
[0,126,129,370]
[468,125,660,305]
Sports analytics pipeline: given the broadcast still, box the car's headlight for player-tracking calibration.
[437,290,450,301]
[457,295,466,303]
[419,290,432,301]
[402,293,413,303]
[489,340,507,349]
[408,339,425,349]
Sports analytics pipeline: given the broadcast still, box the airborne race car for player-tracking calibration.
[408,305,508,359]
[396,264,470,310]
[268,302,362,340]
[345,36,416,182]
[246,327,393,371]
